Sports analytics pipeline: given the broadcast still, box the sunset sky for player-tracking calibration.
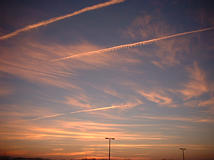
[0,0,214,160]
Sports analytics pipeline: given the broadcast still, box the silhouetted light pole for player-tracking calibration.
[105,137,115,160]
[179,148,186,160]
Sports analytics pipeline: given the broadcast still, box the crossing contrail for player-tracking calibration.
[0,0,125,40]
[53,27,214,61]
[32,104,130,121]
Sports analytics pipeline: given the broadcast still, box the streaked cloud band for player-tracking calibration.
[32,102,137,120]
[0,0,125,40]
[53,27,214,61]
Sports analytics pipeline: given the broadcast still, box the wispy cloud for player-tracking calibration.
[199,97,214,107]
[65,96,91,108]
[0,118,166,142]
[53,27,214,61]
[179,62,208,99]
[134,114,214,123]
[58,120,154,130]
[42,151,94,157]
[198,97,214,113]
[138,90,173,106]
[0,0,125,40]
[0,128,166,141]
[32,102,139,120]
[0,40,108,89]
[0,42,77,89]
[125,14,192,68]
[0,39,141,90]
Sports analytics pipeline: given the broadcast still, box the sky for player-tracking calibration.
[0,0,214,160]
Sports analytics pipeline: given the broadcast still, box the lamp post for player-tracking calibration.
[179,148,186,160]
[105,138,115,160]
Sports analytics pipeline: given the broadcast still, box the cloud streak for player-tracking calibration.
[32,102,138,120]
[53,27,214,61]
[0,0,125,40]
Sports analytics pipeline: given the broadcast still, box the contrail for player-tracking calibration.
[32,104,128,120]
[53,27,214,61]
[0,0,125,40]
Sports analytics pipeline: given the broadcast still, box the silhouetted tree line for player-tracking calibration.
[0,156,50,160]
[0,157,110,160]
[81,159,107,160]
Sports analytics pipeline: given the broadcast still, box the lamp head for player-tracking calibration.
[105,137,115,140]
[179,148,186,151]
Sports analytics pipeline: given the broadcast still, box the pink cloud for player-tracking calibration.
[179,62,208,99]
[0,38,142,91]
[199,97,214,107]
[138,90,173,106]
[124,14,192,68]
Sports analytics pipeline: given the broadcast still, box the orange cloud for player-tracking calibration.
[65,95,91,108]
[198,97,214,113]
[58,120,155,131]
[0,39,142,91]
[0,126,166,141]
[0,41,99,90]
[52,148,64,151]
[0,116,168,142]
[179,62,208,99]
[138,90,173,106]
[0,43,77,89]
[42,151,94,156]
[134,114,214,123]
[199,97,214,107]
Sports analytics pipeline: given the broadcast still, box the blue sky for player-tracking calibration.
[0,0,214,160]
